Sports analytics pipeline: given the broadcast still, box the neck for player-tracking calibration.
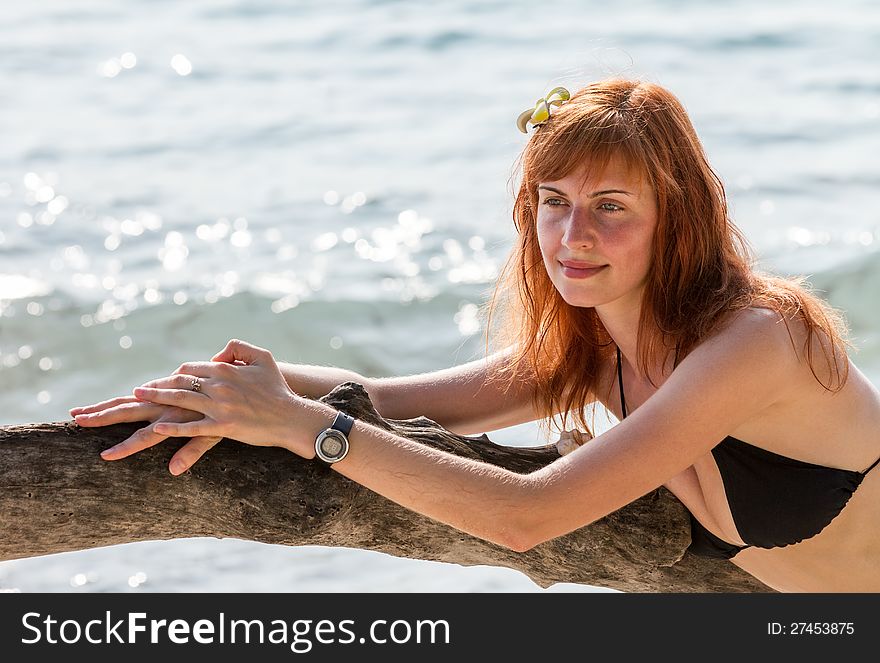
[595,290,644,376]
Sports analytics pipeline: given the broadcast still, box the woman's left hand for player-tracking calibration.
[119,339,303,456]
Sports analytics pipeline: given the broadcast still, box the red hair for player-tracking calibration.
[486,78,850,434]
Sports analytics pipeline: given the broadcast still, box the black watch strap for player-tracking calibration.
[331,411,354,436]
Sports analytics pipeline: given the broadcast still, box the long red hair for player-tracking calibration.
[486,78,850,434]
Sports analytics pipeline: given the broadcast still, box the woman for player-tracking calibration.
[71,78,880,592]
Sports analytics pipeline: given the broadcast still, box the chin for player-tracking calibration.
[560,295,604,308]
[553,284,606,309]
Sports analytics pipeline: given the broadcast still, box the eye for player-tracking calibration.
[599,202,624,213]
[541,197,567,207]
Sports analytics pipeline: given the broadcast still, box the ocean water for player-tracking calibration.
[0,0,878,593]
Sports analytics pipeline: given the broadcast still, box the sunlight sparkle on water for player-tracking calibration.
[340,192,367,214]
[170,54,193,76]
[128,572,147,588]
[99,59,122,78]
[787,226,832,247]
[311,232,338,252]
[454,302,481,336]
[230,229,252,248]
[35,186,54,203]
[23,172,42,190]
[144,287,161,304]
[120,218,144,236]
[35,211,55,226]
[160,232,189,271]
[63,245,89,270]
[47,196,68,215]
[0,275,50,300]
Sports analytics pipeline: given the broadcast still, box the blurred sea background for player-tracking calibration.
[1,0,878,593]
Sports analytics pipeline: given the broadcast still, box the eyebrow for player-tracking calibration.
[537,185,634,197]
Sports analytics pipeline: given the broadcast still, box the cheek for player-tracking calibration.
[535,219,558,258]
[608,220,652,255]
[617,226,655,279]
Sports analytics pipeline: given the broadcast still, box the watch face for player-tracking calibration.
[316,429,349,463]
[320,434,344,458]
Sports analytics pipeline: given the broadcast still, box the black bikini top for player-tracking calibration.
[616,347,880,559]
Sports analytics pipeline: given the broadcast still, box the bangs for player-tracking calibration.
[523,106,652,193]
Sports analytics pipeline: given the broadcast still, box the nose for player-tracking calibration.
[561,206,597,250]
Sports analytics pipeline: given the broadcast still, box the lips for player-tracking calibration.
[560,260,606,269]
[559,260,607,279]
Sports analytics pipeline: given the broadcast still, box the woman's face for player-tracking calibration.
[536,156,659,311]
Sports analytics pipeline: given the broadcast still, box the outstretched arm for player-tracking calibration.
[75,347,541,476]
[129,311,794,552]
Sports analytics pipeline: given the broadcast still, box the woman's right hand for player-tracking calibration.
[70,396,222,475]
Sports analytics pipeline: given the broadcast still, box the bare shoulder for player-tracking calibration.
[715,305,845,387]
[690,306,802,376]
[714,305,799,347]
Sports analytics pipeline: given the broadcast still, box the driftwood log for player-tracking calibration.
[0,382,772,592]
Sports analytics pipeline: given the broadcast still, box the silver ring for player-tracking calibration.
[190,378,202,393]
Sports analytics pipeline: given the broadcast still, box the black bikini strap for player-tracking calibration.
[616,347,628,420]
[862,454,880,476]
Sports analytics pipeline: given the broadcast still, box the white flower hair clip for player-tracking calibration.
[516,86,571,133]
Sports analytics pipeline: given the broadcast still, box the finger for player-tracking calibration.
[100,423,169,460]
[140,374,211,390]
[152,419,217,438]
[70,395,141,416]
[211,338,271,366]
[170,362,225,377]
[75,401,164,427]
[168,436,222,475]
[132,386,210,411]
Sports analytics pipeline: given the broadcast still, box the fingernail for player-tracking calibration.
[101,446,116,458]
[170,459,186,475]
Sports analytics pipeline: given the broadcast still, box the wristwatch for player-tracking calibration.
[314,411,355,466]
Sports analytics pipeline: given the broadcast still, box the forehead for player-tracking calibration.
[539,154,649,196]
